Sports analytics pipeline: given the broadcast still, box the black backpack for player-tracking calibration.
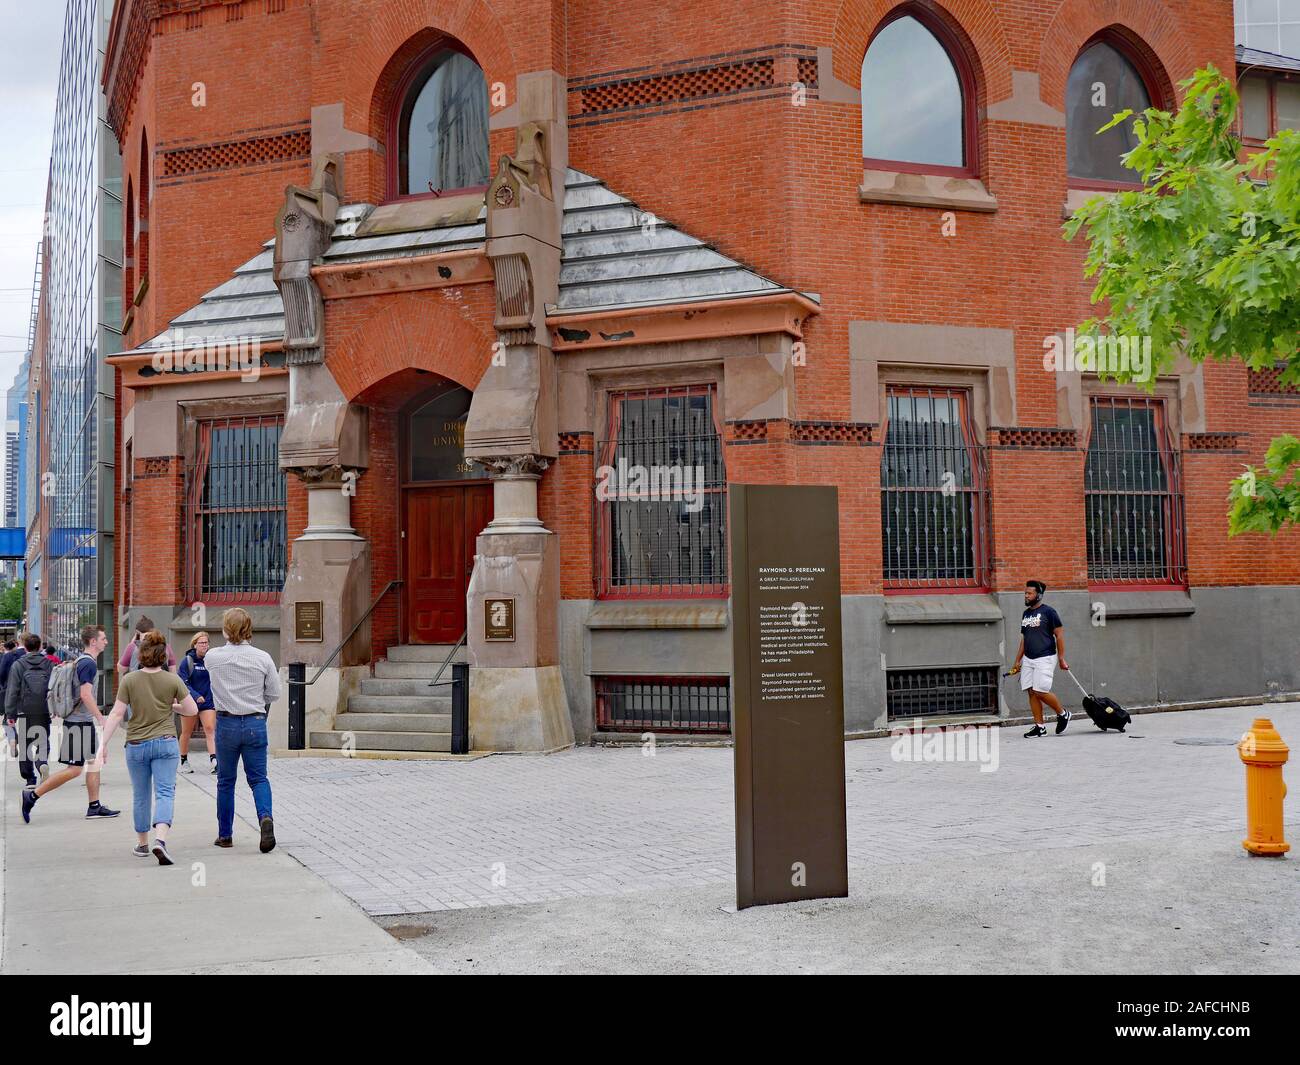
[15,657,53,718]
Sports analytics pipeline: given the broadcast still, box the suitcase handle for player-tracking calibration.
[1063,667,1091,698]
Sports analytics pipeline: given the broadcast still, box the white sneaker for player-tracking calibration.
[180,758,194,774]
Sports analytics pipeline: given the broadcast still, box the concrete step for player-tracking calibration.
[310,730,452,753]
[373,659,465,680]
[334,712,452,733]
[360,677,456,698]
[386,644,466,663]
[347,694,452,713]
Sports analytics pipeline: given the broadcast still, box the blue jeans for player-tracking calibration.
[215,714,272,839]
[124,736,180,834]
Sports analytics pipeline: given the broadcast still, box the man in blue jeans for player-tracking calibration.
[204,607,281,852]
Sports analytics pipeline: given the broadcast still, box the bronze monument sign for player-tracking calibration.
[730,484,848,909]
[294,601,323,642]
[484,596,516,642]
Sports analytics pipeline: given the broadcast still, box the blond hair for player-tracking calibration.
[189,630,210,650]
[222,608,253,644]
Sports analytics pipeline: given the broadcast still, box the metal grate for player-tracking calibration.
[595,385,728,598]
[881,388,990,589]
[1084,397,1186,586]
[184,416,287,601]
[594,675,731,733]
[887,667,998,720]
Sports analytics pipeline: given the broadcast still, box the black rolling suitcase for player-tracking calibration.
[1065,669,1131,732]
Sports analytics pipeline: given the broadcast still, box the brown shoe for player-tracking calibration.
[213,837,233,848]
[259,815,276,853]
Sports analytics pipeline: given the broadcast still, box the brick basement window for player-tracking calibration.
[887,667,998,721]
[594,676,731,734]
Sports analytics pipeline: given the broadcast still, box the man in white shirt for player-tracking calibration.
[204,608,281,852]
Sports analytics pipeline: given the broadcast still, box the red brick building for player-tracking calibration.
[103,0,1300,753]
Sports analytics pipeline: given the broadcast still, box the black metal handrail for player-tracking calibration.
[427,631,469,755]
[427,630,466,688]
[285,580,403,750]
[294,579,404,688]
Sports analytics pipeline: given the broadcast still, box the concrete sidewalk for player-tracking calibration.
[0,732,435,974]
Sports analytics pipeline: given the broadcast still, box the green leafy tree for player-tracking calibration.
[1063,65,1300,534]
[0,580,24,623]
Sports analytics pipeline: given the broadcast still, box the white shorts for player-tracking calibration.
[1020,654,1056,693]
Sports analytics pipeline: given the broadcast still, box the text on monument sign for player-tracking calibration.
[295,601,323,642]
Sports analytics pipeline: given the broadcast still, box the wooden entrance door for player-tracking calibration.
[404,483,493,644]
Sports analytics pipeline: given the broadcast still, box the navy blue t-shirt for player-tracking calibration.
[64,655,99,723]
[1021,604,1062,659]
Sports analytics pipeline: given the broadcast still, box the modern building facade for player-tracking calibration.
[104,0,1300,754]
[27,0,122,667]
[3,353,31,587]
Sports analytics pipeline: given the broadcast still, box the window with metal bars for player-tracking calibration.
[184,416,287,602]
[887,666,997,720]
[595,385,728,598]
[881,387,989,589]
[594,675,731,733]
[1084,397,1186,587]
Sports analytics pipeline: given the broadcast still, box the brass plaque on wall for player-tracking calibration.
[484,597,516,642]
[295,601,323,642]
[730,484,848,910]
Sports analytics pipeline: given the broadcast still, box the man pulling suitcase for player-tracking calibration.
[1008,579,1072,738]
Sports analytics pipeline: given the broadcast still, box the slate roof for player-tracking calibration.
[1237,44,1300,74]
[119,169,814,357]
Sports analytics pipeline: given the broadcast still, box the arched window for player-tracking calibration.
[137,134,151,292]
[862,8,974,175]
[1066,36,1157,186]
[389,45,490,199]
[124,177,135,316]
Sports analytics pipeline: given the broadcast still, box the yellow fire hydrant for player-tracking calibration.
[1238,718,1289,857]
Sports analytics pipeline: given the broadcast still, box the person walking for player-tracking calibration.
[204,608,280,852]
[101,630,198,865]
[119,615,178,673]
[6,635,51,787]
[1010,579,1072,738]
[177,631,217,775]
[20,627,120,822]
[1,638,19,760]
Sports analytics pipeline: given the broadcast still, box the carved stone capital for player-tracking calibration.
[476,455,550,479]
[289,463,362,487]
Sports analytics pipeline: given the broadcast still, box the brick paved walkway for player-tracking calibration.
[183,704,1298,916]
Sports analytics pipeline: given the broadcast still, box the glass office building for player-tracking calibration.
[1237,0,1300,58]
[31,0,120,655]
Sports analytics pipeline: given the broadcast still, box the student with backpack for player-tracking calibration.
[177,631,217,775]
[5,634,50,786]
[20,626,120,823]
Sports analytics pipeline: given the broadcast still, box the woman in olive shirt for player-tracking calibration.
[101,631,198,865]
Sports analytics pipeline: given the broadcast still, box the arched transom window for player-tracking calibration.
[393,47,490,198]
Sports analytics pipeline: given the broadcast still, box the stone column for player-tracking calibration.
[462,76,574,752]
[465,456,573,753]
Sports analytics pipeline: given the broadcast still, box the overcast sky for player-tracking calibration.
[0,1,65,396]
